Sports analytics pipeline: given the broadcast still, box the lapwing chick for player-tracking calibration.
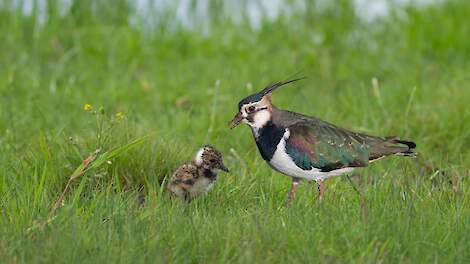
[229,78,416,205]
[168,145,229,201]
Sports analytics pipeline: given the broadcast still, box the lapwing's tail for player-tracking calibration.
[387,137,417,157]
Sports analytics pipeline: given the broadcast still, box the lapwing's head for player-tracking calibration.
[229,78,305,129]
[195,145,229,172]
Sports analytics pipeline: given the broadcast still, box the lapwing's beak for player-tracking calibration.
[219,162,229,172]
[229,112,243,129]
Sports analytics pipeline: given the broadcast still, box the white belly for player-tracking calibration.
[189,177,214,198]
[269,129,353,181]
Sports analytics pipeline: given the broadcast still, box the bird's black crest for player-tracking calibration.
[237,77,306,109]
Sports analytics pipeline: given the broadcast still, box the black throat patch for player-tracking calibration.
[255,122,285,161]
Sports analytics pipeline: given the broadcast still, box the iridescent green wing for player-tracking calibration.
[285,120,372,172]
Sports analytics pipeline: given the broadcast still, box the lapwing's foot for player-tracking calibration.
[317,180,325,202]
[285,178,300,207]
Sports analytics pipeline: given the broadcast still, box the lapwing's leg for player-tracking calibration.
[183,190,190,203]
[317,180,325,202]
[286,178,300,206]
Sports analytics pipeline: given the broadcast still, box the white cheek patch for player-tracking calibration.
[251,110,271,128]
[241,111,248,123]
[195,148,204,165]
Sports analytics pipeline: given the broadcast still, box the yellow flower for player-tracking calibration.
[84,104,93,111]
[115,112,124,120]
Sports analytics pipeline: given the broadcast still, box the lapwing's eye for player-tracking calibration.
[247,106,256,113]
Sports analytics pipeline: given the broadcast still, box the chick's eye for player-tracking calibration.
[247,106,256,113]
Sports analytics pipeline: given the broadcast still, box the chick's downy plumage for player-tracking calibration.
[168,145,229,201]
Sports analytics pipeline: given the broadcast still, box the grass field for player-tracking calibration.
[1,0,470,263]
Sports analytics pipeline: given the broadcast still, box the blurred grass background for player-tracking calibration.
[1,0,469,262]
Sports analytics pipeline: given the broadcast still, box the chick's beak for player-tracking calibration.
[229,112,243,129]
[219,162,229,172]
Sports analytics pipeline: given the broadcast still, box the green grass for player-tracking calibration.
[1,1,470,263]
